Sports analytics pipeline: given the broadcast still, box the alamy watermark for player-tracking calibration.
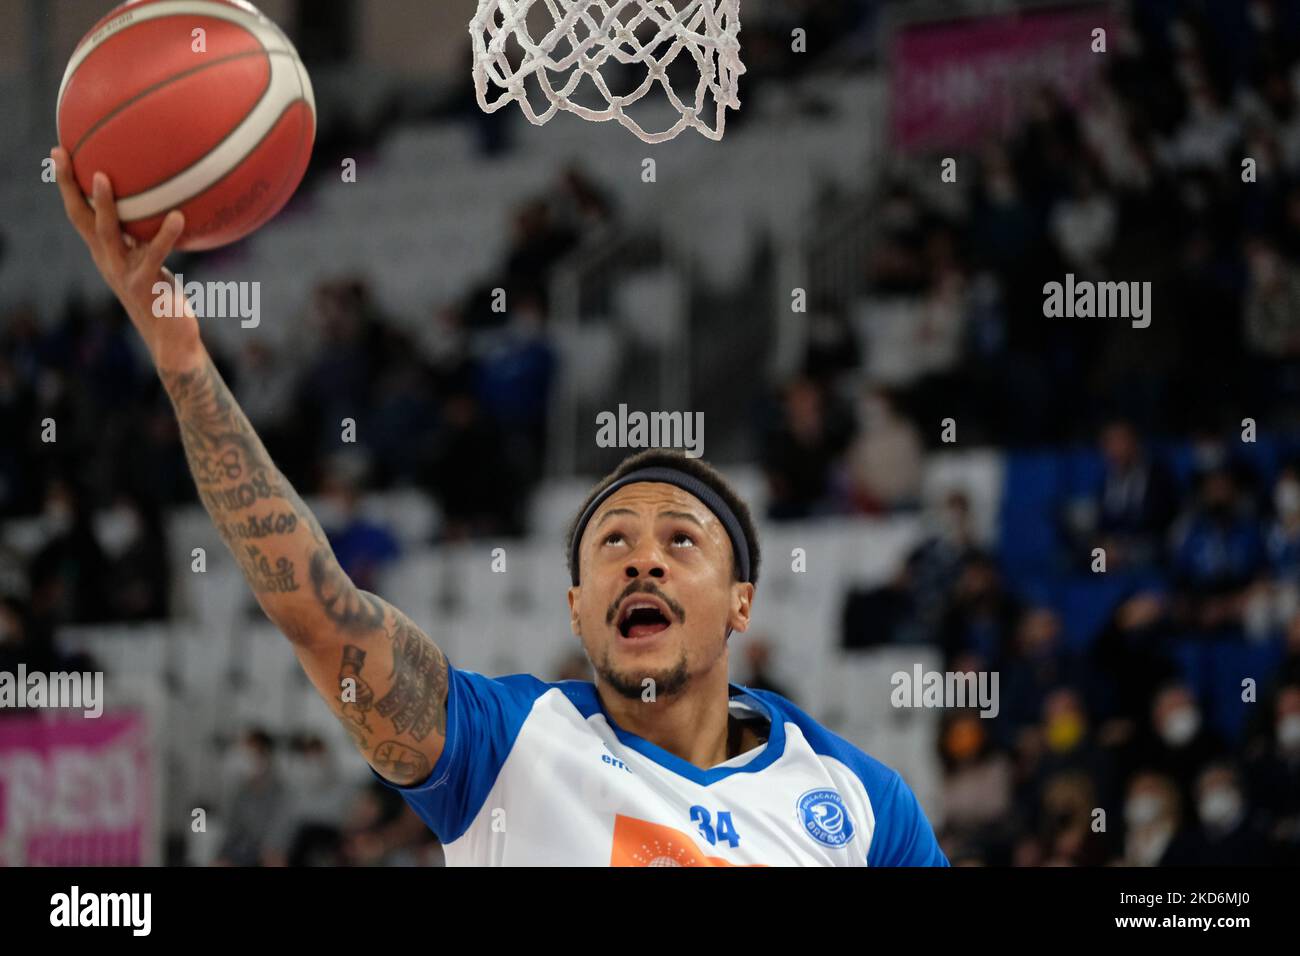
[50,886,151,936]
[595,403,704,458]
[0,664,103,718]
[890,664,999,718]
[1042,273,1151,328]
[153,273,260,328]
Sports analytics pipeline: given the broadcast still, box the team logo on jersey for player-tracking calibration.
[797,789,855,848]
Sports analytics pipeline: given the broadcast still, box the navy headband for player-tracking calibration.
[569,466,751,585]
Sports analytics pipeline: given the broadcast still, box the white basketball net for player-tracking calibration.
[470,0,744,144]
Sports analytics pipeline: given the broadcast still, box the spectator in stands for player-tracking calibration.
[233,339,303,476]
[473,289,557,491]
[1019,689,1118,830]
[1033,688,1099,772]
[1244,236,1300,360]
[215,729,287,867]
[317,455,401,593]
[1000,610,1095,751]
[843,386,923,514]
[96,491,170,621]
[1090,591,1180,741]
[760,376,856,520]
[341,780,444,867]
[865,182,929,295]
[266,734,359,867]
[938,711,1013,838]
[1120,771,1184,866]
[1164,762,1278,865]
[902,490,980,645]
[0,595,65,697]
[1072,419,1179,570]
[0,345,38,518]
[502,198,580,305]
[1169,467,1267,634]
[1260,464,1300,634]
[553,164,616,235]
[367,328,442,486]
[1280,616,1300,689]
[28,477,112,625]
[1127,683,1226,806]
[937,553,1022,668]
[1245,684,1300,853]
[1037,770,1108,866]
[1048,162,1117,277]
[298,278,384,457]
[841,565,915,649]
[419,389,524,539]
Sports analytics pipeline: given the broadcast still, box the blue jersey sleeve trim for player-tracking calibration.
[745,687,949,867]
[864,768,950,867]
[369,665,553,844]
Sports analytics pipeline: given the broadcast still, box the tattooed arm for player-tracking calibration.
[159,356,449,782]
[53,148,448,783]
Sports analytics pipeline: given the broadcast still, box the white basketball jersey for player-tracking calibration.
[377,666,948,867]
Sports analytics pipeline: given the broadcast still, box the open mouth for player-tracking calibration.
[617,598,673,639]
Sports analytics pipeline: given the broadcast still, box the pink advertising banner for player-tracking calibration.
[891,4,1115,152]
[0,711,155,866]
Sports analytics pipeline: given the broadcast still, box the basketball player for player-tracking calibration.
[53,149,948,866]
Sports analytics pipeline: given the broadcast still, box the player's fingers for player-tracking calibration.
[51,148,95,242]
[137,211,185,280]
[91,171,128,268]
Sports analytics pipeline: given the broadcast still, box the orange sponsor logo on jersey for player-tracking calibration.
[610,814,765,867]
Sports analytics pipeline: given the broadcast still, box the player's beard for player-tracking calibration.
[595,645,691,700]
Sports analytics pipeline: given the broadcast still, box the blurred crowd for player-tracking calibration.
[206,728,445,867]
[752,1,1300,866]
[845,441,1300,865]
[757,0,1300,518]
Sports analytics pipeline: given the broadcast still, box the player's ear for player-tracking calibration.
[727,581,754,635]
[567,585,582,636]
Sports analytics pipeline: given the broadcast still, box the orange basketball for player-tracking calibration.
[56,0,316,252]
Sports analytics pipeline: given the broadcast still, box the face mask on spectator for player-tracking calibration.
[1160,707,1200,747]
[94,505,142,559]
[1276,480,1300,518]
[1125,794,1163,827]
[1046,712,1085,752]
[1278,714,1300,751]
[944,721,983,762]
[225,746,266,785]
[1198,788,1243,831]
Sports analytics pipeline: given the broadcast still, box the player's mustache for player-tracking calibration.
[605,582,686,626]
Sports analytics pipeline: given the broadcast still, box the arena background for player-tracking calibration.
[1,0,1298,867]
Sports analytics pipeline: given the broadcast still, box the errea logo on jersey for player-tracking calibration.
[797,789,855,848]
[601,753,633,773]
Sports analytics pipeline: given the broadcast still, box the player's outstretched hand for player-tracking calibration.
[51,146,201,370]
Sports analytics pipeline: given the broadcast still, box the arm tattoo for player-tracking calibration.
[373,740,431,783]
[310,549,384,631]
[163,357,448,777]
[236,544,299,593]
[160,355,331,598]
[376,614,448,741]
[339,644,375,732]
